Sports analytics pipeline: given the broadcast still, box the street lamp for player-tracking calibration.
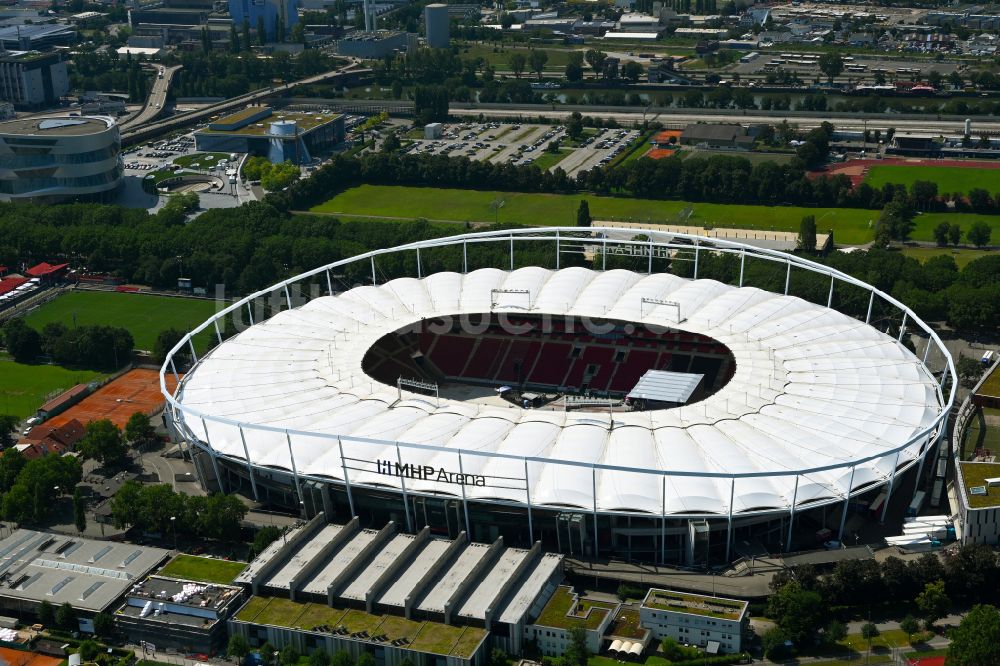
[170,516,177,550]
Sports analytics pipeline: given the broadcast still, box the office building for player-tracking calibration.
[638,588,748,654]
[229,0,299,42]
[0,50,69,108]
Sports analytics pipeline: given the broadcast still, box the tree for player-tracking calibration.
[623,60,644,83]
[79,640,100,661]
[488,648,508,666]
[767,581,827,645]
[92,611,114,638]
[585,49,606,77]
[529,50,548,79]
[78,419,127,468]
[56,601,76,630]
[916,579,950,626]
[261,161,301,192]
[509,53,526,79]
[252,525,282,555]
[566,111,583,140]
[73,487,87,534]
[382,132,401,153]
[797,215,817,252]
[242,19,251,51]
[949,223,963,247]
[229,24,240,53]
[308,652,330,666]
[563,625,589,666]
[818,51,844,83]
[565,57,583,83]
[576,200,591,228]
[38,600,54,626]
[861,621,879,658]
[330,652,353,666]
[125,412,156,448]
[500,13,513,30]
[2,319,42,363]
[279,644,299,666]
[911,180,938,210]
[825,619,847,643]
[968,221,992,248]
[900,615,919,643]
[0,415,17,449]
[948,604,1000,666]
[933,221,951,246]
[761,626,791,660]
[153,328,186,365]
[228,634,250,663]
[356,654,376,666]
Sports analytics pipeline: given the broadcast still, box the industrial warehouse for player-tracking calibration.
[162,229,954,566]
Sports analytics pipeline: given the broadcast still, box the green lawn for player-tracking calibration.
[0,356,104,419]
[311,184,1000,245]
[173,152,231,169]
[157,554,246,584]
[531,148,571,172]
[912,211,1000,244]
[24,291,220,353]
[900,246,995,268]
[865,164,1000,195]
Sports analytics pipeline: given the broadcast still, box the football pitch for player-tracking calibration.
[24,291,219,352]
[310,185,879,244]
[864,164,1000,195]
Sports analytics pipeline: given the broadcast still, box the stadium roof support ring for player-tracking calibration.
[160,227,957,547]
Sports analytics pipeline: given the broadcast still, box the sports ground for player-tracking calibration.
[310,184,1000,246]
[0,356,103,419]
[24,290,219,352]
[864,162,1000,194]
[46,368,178,429]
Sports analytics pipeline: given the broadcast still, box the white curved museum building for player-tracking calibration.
[0,115,122,202]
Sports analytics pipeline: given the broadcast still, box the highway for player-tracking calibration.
[307,97,1000,135]
[120,64,182,131]
[120,63,371,146]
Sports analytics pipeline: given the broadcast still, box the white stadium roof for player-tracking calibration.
[174,266,943,517]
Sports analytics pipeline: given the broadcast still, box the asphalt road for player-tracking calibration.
[120,65,182,131]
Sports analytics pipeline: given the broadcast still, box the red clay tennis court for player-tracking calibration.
[0,647,63,666]
[48,368,179,429]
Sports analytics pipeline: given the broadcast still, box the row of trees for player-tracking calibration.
[764,543,1000,658]
[0,449,81,524]
[110,481,247,541]
[0,318,134,369]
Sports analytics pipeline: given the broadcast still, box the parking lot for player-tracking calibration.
[397,121,643,177]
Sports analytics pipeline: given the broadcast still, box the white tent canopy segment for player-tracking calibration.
[162,228,953,521]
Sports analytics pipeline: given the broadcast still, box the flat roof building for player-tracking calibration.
[0,530,170,619]
[231,515,564,661]
[194,107,344,164]
[639,588,748,654]
[0,50,69,108]
[0,115,122,202]
[115,575,245,653]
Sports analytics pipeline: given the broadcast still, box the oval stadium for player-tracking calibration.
[161,228,955,565]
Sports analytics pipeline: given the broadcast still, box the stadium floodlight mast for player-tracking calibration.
[160,227,956,564]
[639,296,684,323]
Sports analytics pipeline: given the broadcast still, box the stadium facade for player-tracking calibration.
[162,229,955,565]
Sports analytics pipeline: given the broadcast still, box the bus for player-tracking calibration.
[869,490,889,517]
[906,490,926,517]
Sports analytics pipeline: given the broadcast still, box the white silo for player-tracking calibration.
[965,118,972,135]
[425,3,450,49]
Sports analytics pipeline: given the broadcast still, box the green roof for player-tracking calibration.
[959,461,1000,508]
[214,106,273,125]
[643,590,746,620]
[199,111,341,136]
[607,608,646,640]
[233,597,486,659]
[534,586,614,630]
[158,554,247,585]
[979,365,1000,399]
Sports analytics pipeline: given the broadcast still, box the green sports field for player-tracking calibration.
[312,185,1000,245]
[864,164,1000,195]
[0,355,103,419]
[24,291,219,353]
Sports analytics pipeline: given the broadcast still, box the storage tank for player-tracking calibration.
[425,4,450,49]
